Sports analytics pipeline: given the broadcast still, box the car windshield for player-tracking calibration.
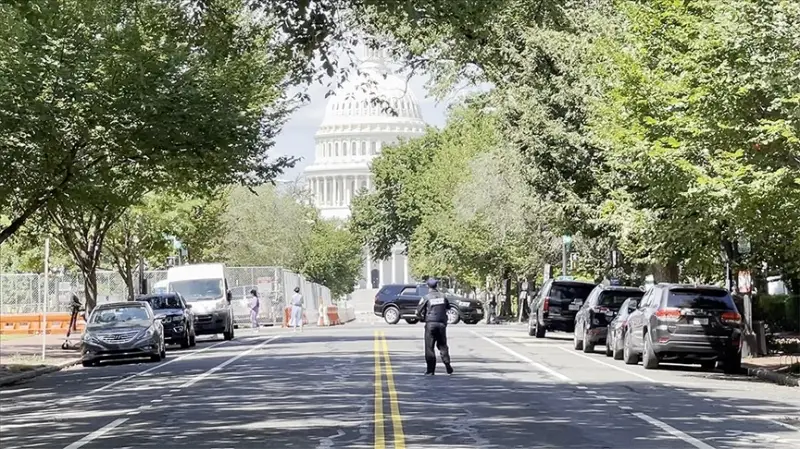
[599,291,645,310]
[90,306,149,324]
[550,283,595,301]
[170,279,223,301]
[667,289,737,311]
[141,296,182,309]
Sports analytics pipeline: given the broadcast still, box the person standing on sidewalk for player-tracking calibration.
[248,289,260,331]
[416,278,453,375]
[290,286,304,332]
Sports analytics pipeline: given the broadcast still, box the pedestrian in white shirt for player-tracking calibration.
[248,289,260,331]
[290,286,304,332]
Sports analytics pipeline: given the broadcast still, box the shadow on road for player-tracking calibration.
[0,333,798,449]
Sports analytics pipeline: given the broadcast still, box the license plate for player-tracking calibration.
[568,304,581,311]
[693,318,708,325]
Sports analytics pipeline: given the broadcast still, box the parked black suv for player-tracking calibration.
[573,285,645,353]
[373,284,484,325]
[137,293,196,349]
[528,279,596,337]
[622,284,742,373]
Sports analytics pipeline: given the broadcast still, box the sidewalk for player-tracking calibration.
[0,334,82,385]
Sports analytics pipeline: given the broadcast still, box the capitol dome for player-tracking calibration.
[304,47,427,289]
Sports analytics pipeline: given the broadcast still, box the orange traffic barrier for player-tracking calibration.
[326,305,340,326]
[0,313,85,335]
[282,306,308,328]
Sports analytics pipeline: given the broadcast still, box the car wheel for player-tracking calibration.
[613,331,624,360]
[150,351,163,362]
[446,307,461,325]
[404,318,419,325]
[642,332,659,370]
[528,315,536,336]
[700,360,717,371]
[604,333,613,357]
[583,327,595,353]
[722,352,742,374]
[623,331,638,365]
[535,316,546,338]
[383,306,401,325]
[573,325,584,350]
[180,331,191,349]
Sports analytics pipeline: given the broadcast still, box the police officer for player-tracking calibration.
[415,278,454,375]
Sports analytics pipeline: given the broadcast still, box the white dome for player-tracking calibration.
[303,46,427,221]
[318,52,424,128]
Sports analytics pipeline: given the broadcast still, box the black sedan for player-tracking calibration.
[606,297,640,359]
[137,293,196,348]
[81,301,166,367]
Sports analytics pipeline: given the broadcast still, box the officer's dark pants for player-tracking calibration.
[424,322,450,373]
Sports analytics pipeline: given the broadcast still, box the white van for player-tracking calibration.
[152,279,169,294]
[166,263,235,340]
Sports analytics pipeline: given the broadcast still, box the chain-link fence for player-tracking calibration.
[0,266,332,327]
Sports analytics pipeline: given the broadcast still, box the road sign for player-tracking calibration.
[738,270,752,294]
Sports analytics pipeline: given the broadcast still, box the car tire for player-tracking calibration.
[404,318,419,325]
[722,352,742,374]
[583,327,595,353]
[623,331,638,365]
[535,316,546,339]
[613,332,624,360]
[150,351,163,362]
[180,332,191,349]
[223,328,234,341]
[528,316,536,336]
[383,306,401,325]
[605,339,613,357]
[573,326,584,350]
[446,307,461,325]
[642,332,659,370]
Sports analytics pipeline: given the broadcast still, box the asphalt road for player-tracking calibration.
[1,323,799,449]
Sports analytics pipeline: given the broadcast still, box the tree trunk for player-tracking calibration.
[652,262,680,283]
[82,264,99,314]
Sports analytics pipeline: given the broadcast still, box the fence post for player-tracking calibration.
[42,238,50,360]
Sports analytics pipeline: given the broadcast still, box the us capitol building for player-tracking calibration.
[303,48,427,289]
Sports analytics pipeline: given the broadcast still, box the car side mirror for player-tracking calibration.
[226,290,232,302]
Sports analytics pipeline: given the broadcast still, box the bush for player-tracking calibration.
[753,294,800,334]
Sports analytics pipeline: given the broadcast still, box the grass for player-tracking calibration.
[0,355,48,375]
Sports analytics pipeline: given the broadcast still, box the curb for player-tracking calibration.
[743,363,800,387]
[0,358,82,388]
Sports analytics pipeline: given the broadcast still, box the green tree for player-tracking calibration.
[294,220,364,299]
[221,184,313,267]
[0,0,297,245]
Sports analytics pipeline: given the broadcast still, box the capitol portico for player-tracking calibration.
[303,47,427,289]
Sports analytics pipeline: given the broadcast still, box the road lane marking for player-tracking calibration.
[373,331,386,449]
[179,335,280,388]
[69,339,231,403]
[471,331,572,382]
[557,347,660,383]
[633,412,716,449]
[63,418,129,449]
[379,331,406,449]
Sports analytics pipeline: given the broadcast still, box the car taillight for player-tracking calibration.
[721,311,741,324]
[655,308,681,321]
[543,297,550,311]
[374,296,380,304]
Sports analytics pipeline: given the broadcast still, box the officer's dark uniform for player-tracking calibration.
[67,294,83,338]
[416,281,453,375]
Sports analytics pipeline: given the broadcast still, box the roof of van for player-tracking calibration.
[167,263,225,282]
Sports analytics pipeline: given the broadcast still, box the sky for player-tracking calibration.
[272,71,456,182]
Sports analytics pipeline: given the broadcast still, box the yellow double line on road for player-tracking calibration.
[373,331,405,449]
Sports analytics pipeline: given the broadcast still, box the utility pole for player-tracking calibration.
[562,235,572,278]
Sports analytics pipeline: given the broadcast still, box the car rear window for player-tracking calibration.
[599,291,644,309]
[667,289,737,311]
[550,283,595,301]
